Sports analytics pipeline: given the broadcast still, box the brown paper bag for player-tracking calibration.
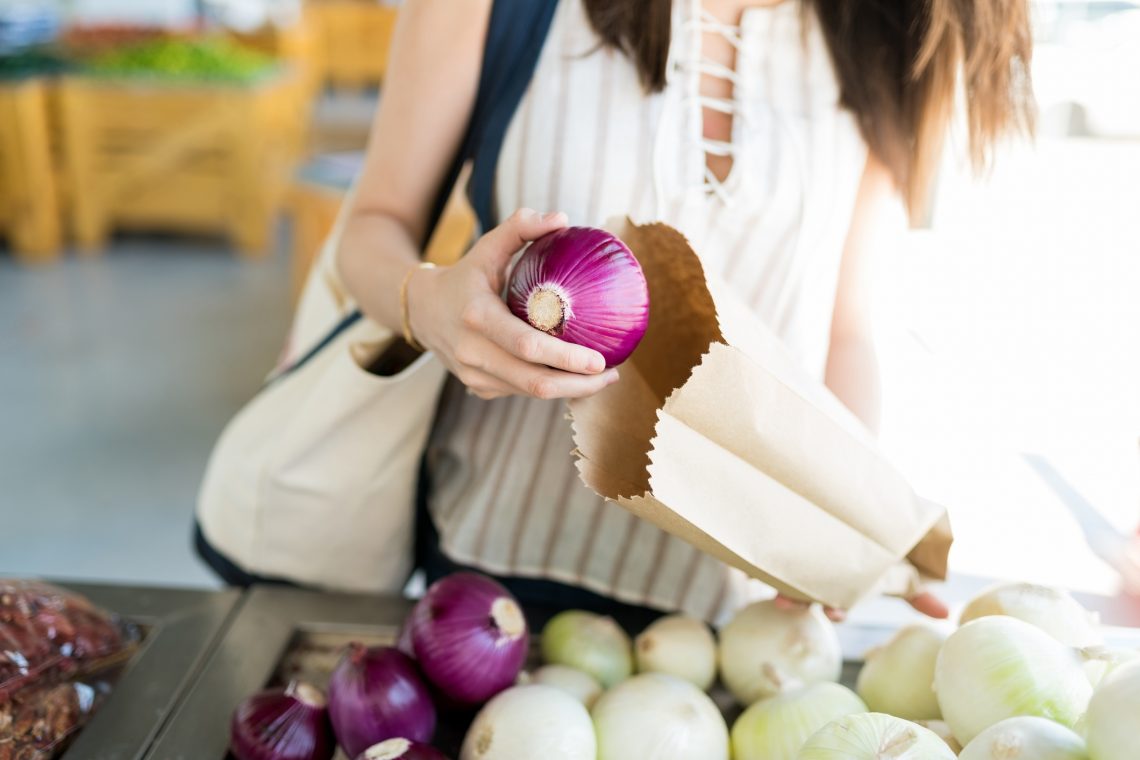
[568,220,952,610]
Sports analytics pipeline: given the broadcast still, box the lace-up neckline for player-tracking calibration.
[678,3,748,203]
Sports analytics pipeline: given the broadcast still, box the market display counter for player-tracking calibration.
[21,580,1140,758]
[49,582,241,759]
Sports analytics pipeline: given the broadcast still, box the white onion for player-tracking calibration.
[730,682,866,760]
[460,684,595,760]
[592,673,729,759]
[934,617,1092,746]
[541,610,633,688]
[958,716,1087,760]
[1084,658,1140,760]
[959,582,1102,648]
[717,599,841,705]
[855,624,945,721]
[913,720,962,754]
[797,712,956,759]
[529,665,603,708]
[634,615,717,690]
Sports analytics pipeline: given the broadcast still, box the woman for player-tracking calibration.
[336,0,1034,622]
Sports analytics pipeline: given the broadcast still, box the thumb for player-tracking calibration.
[473,208,568,274]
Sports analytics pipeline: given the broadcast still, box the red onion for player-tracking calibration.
[409,573,528,705]
[328,645,436,757]
[507,226,649,368]
[230,681,335,760]
[354,738,450,760]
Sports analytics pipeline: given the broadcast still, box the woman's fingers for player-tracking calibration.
[472,208,569,276]
[487,342,617,399]
[774,593,847,622]
[476,298,607,375]
[906,591,950,619]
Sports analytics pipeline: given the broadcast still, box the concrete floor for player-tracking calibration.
[0,233,291,587]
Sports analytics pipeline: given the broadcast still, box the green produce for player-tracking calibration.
[730,682,866,760]
[1084,659,1140,760]
[855,624,945,721]
[797,713,956,759]
[0,49,70,80]
[540,610,632,688]
[718,599,841,705]
[634,614,717,690]
[84,38,275,82]
[934,617,1092,746]
[593,673,729,760]
[958,716,1087,760]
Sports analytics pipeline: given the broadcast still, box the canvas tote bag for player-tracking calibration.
[195,0,559,592]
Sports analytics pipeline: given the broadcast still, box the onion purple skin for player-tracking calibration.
[328,645,436,758]
[230,682,335,760]
[353,738,451,760]
[409,572,529,706]
[506,226,649,368]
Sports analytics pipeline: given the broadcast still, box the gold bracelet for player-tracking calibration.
[400,262,436,352]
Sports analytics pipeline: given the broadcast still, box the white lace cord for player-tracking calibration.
[678,3,749,204]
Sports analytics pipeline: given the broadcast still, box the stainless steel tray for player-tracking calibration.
[57,581,243,760]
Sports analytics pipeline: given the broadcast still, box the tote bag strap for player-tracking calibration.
[280,0,559,381]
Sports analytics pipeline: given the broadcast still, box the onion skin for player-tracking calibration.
[959,582,1102,648]
[409,573,528,705]
[914,720,963,754]
[958,716,1087,760]
[797,713,956,759]
[855,624,945,721]
[328,645,436,757]
[230,681,335,760]
[1085,659,1140,760]
[506,226,649,368]
[540,610,633,688]
[730,682,866,760]
[593,673,730,760]
[934,617,1092,746]
[634,614,718,691]
[717,599,842,705]
[460,684,596,760]
[355,738,451,760]
[528,665,603,708]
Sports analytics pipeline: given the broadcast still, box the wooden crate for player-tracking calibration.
[0,78,62,263]
[306,1,399,91]
[57,74,299,257]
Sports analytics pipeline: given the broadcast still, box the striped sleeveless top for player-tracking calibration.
[426,0,868,622]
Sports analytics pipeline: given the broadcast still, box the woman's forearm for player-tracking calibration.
[336,210,423,334]
[824,333,882,434]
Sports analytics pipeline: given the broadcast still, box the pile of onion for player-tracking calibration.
[959,582,1102,648]
[408,573,529,705]
[540,610,632,688]
[506,226,649,368]
[717,599,842,705]
[355,739,451,760]
[460,684,596,760]
[855,624,944,721]
[634,614,717,690]
[797,713,956,759]
[328,645,436,757]
[933,616,1092,745]
[730,682,866,760]
[1084,658,1140,760]
[592,673,729,759]
[230,681,335,760]
[957,716,1087,760]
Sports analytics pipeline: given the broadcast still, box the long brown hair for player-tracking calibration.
[583,0,1035,219]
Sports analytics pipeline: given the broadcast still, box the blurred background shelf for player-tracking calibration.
[0,77,62,262]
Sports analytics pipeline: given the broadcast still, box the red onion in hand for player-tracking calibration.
[230,681,335,760]
[328,645,435,757]
[355,738,450,760]
[409,573,528,705]
[507,226,649,368]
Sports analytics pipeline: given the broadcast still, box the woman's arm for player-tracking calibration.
[336,0,615,400]
[824,155,906,433]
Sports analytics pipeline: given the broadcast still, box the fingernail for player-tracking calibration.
[605,369,620,384]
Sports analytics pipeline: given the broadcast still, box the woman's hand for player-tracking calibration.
[774,591,950,623]
[406,208,620,400]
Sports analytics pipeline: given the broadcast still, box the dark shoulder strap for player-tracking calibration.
[278,0,559,381]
